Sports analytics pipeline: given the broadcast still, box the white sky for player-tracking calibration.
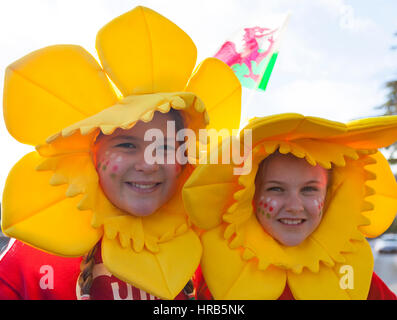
[1,0,397,198]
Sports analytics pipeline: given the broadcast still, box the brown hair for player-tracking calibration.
[167,108,186,133]
[78,243,98,299]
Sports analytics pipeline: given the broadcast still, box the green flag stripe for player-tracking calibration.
[258,51,279,91]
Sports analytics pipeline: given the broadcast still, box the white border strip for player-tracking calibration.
[0,238,16,262]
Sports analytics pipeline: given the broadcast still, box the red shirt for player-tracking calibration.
[0,239,81,300]
[0,239,208,300]
[277,272,397,300]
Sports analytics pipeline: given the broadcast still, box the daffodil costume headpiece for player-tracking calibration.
[1,7,242,299]
[183,113,397,299]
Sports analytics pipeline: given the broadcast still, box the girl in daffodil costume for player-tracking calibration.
[0,7,241,300]
[183,113,397,300]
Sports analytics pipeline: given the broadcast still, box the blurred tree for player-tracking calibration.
[376,79,397,164]
[376,33,397,165]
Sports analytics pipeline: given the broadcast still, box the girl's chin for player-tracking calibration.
[277,236,306,247]
[121,202,162,217]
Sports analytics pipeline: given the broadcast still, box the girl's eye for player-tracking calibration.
[266,186,283,192]
[115,143,136,149]
[301,186,318,193]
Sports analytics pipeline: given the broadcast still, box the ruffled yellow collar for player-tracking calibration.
[183,114,397,299]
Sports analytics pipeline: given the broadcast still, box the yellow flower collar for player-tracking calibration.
[1,7,242,299]
[183,113,397,299]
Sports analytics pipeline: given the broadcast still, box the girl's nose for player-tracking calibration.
[134,156,160,173]
[285,193,304,213]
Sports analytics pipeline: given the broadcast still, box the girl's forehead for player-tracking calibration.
[258,153,328,182]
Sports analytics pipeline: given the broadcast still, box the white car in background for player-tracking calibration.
[374,234,397,254]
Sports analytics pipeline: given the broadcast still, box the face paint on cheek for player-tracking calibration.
[269,199,278,213]
[102,160,110,171]
[110,173,117,180]
[258,197,277,219]
[99,152,117,171]
[314,199,325,216]
[257,196,264,215]
[108,158,118,177]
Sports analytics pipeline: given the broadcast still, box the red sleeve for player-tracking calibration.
[0,239,82,300]
[367,272,397,300]
[0,239,23,299]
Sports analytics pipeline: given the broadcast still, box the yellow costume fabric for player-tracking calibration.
[1,6,241,300]
[183,113,397,299]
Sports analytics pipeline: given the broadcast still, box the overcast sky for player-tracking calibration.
[1,0,397,197]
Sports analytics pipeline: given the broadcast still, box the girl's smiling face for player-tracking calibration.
[254,153,329,247]
[94,111,182,217]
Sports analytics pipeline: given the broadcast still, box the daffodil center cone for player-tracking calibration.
[1,6,242,300]
[183,113,397,300]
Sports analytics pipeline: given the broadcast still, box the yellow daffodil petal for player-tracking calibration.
[183,163,237,230]
[244,114,347,147]
[287,267,350,299]
[185,57,242,131]
[311,160,368,263]
[96,6,196,96]
[200,225,286,299]
[3,45,118,145]
[360,151,397,237]
[2,152,101,256]
[288,240,373,300]
[329,115,397,149]
[333,240,374,300]
[102,229,201,300]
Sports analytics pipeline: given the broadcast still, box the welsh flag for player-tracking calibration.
[214,13,289,92]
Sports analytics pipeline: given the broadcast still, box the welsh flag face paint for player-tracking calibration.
[214,13,289,92]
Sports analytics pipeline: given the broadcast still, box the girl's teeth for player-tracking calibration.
[279,219,304,225]
[132,183,157,189]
